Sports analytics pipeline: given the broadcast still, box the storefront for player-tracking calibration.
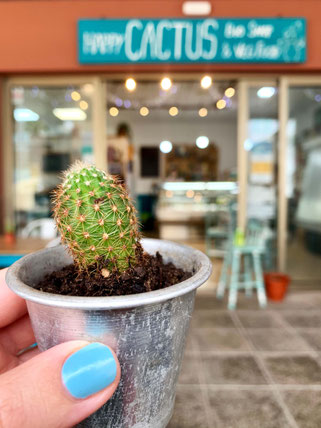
[1,0,321,287]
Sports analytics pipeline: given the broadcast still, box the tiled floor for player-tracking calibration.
[168,291,321,428]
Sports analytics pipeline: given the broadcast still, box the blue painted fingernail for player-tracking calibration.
[62,343,117,399]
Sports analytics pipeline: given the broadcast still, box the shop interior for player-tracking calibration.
[8,77,321,289]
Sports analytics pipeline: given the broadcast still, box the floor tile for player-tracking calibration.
[191,311,236,328]
[167,386,210,428]
[194,295,226,311]
[195,328,249,352]
[207,389,291,428]
[201,355,267,385]
[296,329,321,351]
[264,356,321,384]
[282,390,321,428]
[281,312,321,328]
[247,329,311,352]
[237,312,283,328]
[178,354,200,385]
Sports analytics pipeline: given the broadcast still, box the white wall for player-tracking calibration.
[107,111,237,194]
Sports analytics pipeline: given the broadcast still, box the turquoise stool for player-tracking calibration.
[217,221,267,310]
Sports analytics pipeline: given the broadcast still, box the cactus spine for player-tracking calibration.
[53,162,140,273]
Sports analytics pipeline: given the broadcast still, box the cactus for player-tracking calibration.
[53,161,140,274]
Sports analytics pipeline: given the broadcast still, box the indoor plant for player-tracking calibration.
[6,162,212,428]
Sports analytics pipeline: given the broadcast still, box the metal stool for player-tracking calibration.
[217,221,267,310]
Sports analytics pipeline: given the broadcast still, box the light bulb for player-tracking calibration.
[201,75,212,89]
[160,140,173,153]
[125,78,136,91]
[161,77,172,91]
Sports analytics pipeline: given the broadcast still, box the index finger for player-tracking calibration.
[0,268,27,328]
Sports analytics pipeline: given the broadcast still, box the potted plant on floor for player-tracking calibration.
[6,162,211,428]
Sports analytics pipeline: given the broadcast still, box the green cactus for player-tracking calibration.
[53,161,140,274]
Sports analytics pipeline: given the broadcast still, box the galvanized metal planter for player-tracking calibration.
[6,238,212,428]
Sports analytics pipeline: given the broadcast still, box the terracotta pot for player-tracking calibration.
[264,273,290,302]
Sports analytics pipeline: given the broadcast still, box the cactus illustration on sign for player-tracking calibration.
[53,161,140,274]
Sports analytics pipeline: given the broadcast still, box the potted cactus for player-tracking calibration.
[6,162,211,428]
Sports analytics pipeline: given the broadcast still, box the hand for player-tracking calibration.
[0,269,121,428]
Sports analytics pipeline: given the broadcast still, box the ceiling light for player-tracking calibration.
[71,91,81,101]
[198,107,208,117]
[201,75,212,89]
[140,106,149,116]
[196,136,209,149]
[186,190,195,198]
[14,108,39,122]
[216,99,226,110]
[182,1,212,16]
[160,140,173,154]
[79,100,88,110]
[257,87,276,99]
[225,87,235,98]
[53,108,87,121]
[109,107,119,117]
[125,78,136,91]
[169,106,179,116]
[160,77,172,91]
[82,83,94,96]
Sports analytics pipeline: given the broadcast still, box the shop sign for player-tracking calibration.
[78,18,306,64]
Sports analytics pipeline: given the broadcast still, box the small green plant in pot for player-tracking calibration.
[53,161,141,276]
[6,162,212,428]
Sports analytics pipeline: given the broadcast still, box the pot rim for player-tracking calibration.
[6,238,212,310]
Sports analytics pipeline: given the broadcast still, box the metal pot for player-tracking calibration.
[6,238,212,428]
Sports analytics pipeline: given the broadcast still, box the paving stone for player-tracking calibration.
[237,312,283,328]
[282,313,321,328]
[247,329,311,352]
[264,356,321,384]
[201,355,267,385]
[282,390,321,428]
[178,354,200,385]
[191,311,236,328]
[167,386,210,428]
[208,389,291,428]
[195,328,249,352]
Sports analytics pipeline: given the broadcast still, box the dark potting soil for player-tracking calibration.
[35,251,193,297]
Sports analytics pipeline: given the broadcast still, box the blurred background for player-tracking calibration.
[1,1,321,427]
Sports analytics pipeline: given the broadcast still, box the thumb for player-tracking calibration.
[0,341,121,428]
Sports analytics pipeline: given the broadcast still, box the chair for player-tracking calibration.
[20,218,59,240]
[217,220,267,310]
[205,200,236,258]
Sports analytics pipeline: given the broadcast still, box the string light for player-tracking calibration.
[125,78,136,91]
[79,100,88,110]
[140,106,149,116]
[216,99,226,110]
[109,107,119,117]
[225,87,235,98]
[201,75,212,89]
[169,106,179,116]
[198,107,208,117]
[160,77,172,91]
[71,91,81,101]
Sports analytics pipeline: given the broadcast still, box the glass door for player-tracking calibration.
[285,85,321,287]
[4,77,105,235]
[247,83,278,270]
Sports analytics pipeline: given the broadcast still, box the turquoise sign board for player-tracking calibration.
[78,18,306,64]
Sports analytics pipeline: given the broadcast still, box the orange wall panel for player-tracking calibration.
[0,0,320,74]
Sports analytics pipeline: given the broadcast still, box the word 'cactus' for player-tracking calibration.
[53,162,140,273]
